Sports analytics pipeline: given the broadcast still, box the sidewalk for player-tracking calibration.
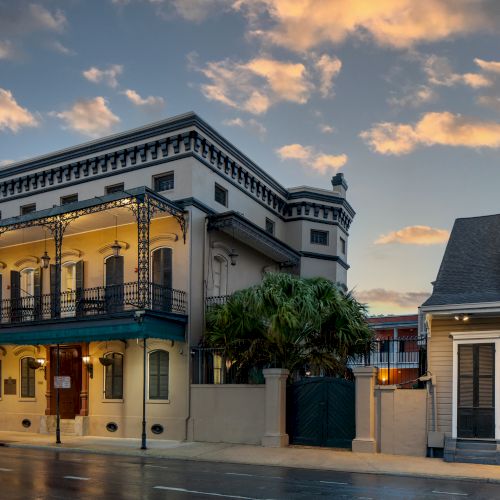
[1,431,500,484]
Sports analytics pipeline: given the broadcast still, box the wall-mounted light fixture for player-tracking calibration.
[454,314,470,322]
[228,248,238,266]
[82,355,94,379]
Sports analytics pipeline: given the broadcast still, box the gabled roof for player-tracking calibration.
[422,214,500,307]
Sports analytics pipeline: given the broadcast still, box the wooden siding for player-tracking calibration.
[428,316,500,435]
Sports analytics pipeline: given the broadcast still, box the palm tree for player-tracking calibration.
[204,272,372,380]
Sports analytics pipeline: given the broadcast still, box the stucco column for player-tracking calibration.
[352,366,378,453]
[262,368,289,448]
[80,343,89,416]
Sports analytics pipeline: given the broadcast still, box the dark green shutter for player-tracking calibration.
[75,260,84,316]
[10,270,20,322]
[33,267,42,320]
[152,248,172,311]
[105,256,124,313]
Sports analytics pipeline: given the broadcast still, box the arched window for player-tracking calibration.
[211,255,228,297]
[20,357,36,398]
[104,352,123,400]
[61,262,76,317]
[152,247,172,311]
[149,350,169,400]
[20,268,35,298]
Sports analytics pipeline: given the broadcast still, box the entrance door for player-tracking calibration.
[50,346,82,419]
[458,344,495,439]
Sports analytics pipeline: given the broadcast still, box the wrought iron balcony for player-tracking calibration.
[0,282,187,326]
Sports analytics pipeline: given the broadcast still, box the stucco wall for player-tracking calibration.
[375,387,427,456]
[188,384,266,445]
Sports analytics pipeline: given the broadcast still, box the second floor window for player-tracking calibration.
[154,172,174,192]
[214,184,228,207]
[61,194,78,205]
[310,229,329,246]
[20,203,36,215]
[105,183,124,195]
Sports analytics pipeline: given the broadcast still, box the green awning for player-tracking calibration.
[0,314,186,345]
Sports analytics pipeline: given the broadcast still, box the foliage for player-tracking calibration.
[204,272,372,379]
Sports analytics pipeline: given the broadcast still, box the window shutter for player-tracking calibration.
[10,270,20,301]
[105,256,124,313]
[49,264,57,318]
[75,260,85,316]
[33,268,43,320]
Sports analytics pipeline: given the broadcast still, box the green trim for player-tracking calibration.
[0,315,186,345]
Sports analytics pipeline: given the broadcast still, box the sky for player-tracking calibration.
[1,0,500,315]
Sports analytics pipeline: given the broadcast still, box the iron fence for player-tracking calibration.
[0,282,187,325]
[348,336,427,387]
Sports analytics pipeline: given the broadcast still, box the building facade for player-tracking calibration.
[0,112,354,441]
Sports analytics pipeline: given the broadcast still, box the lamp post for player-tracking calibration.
[55,343,61,444]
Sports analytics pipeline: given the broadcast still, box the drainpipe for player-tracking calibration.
[141,336,147,450]
[56,343,61,444]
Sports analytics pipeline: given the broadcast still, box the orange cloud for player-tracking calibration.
[276,143,347,173]
[361,112,500,155]
[234,0,497,51]
[52,97,120,137]
[474,58,500,74]
[122,89,165,107]
[355,288,430,308]
[0,88,38,132]
[375,225,450,245]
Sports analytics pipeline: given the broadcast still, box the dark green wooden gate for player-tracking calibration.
[287,377,355,448]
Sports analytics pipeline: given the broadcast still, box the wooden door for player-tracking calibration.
[458,344,495,439]
[50,346,82,419]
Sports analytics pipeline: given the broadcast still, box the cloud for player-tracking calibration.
[388,85,436,108]
[314,54,342,97]
[361,112,500,155]
[0,88,38,132]
[276,143,347,173]
[83,65,123,88]
[375,225,450,245]
[223,117,267,136]
[51,97,120,137]
[477,95,500,112]
[0,40,14,59]
[49,40,75,55]
[193,53,341,114]
[122,89,165,107]
[0,2,66,35]
[474,58,500,74]
[320,124,335,134]
[171,0,231,22]
[195,55,314,114]
[234,0,500,51]
[355,289,430,308]
[423,55,493,88]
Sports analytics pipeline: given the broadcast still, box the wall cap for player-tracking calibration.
[375,385,397,391]
[352,366,377,376]
[263,368,289,378]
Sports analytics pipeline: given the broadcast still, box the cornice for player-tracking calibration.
[300,251,350,270]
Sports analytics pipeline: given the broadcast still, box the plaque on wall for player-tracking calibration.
[54,376,71,389]
[4,377,16,395]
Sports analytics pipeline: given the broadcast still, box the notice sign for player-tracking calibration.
[4,378,16,395]
[54,376,71,389]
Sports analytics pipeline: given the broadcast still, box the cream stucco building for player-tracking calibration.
[0,112,354,442]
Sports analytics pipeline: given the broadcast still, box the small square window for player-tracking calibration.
[154,172,174,192]
[60,194,78,205]
[310,229,329,246]
[214,183,228,207]
[265,218,275,235]
[340,237,346,254]
[105,183,124,195]
[20,203,36,215]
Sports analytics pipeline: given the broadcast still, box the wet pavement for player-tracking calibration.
[0,447,499,499]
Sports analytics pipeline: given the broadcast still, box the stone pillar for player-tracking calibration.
[262,368,289,448]
[80,343,89,416]
[352,366,377,453]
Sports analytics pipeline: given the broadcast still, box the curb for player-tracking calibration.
[3,441,500,485]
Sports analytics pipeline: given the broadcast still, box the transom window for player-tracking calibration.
[104,352,124,400]
[214,184,228,207]
[310,229,329,246]
[154,172,174,192]
[20,357,36,398]
[149,350,169,400]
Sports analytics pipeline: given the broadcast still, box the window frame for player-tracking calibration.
[310,229,329,246]
[20,203,36,216]
[265,218,275,236]
[148,349,169,402]
[103,352,124,401]
[153,172,174,192]
[340,237,346,254]
[105,183,125,195]
[214,183,228,207]
[20,356,36,399]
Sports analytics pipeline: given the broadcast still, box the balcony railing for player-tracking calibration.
[0,282,187,326]
[205,295,230,310]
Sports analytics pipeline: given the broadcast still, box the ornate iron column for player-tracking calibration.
[47,218,69,318]
[133,196,152,309]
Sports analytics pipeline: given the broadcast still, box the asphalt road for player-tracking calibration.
[0,447,499,500]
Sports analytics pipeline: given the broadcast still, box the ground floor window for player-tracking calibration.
[104,352,124,400]
[149,350,169,400]
[20,357,36,398]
